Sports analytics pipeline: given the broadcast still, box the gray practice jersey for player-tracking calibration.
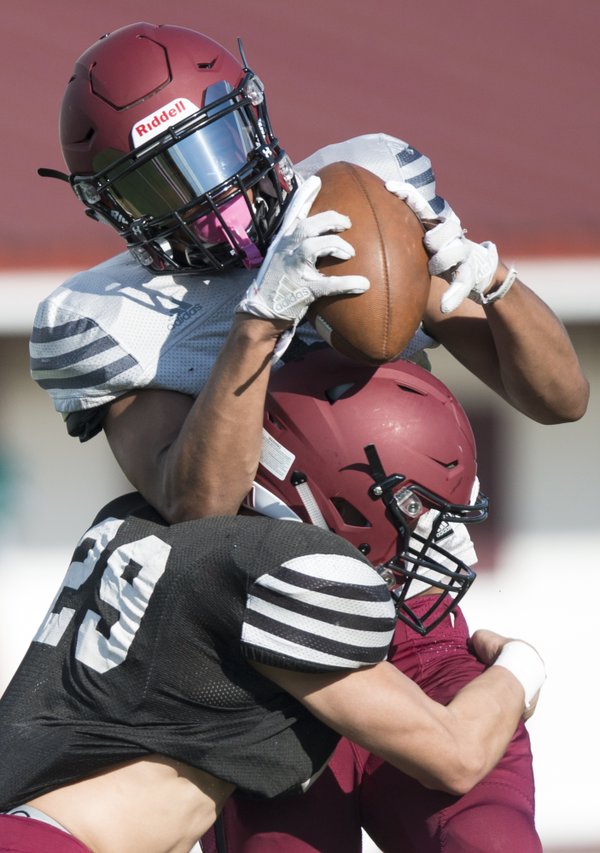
[30,135,441,435]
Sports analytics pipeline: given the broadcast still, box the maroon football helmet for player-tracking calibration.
[40,22,296,274]
[246,348,488,634]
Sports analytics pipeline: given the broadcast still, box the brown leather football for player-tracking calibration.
[307,161,431,364]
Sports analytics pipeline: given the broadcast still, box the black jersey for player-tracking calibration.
[0,494,395,808]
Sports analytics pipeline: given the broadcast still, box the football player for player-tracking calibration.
[31,21,588,529]
[202,349,545,851]
[0,358,545,853]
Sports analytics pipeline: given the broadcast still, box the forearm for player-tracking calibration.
[362,663,527,795]
[427,269,589,423]
[481,264,589,423]
[160,314,286,520]
[437,665,526,792]
[257,633,540,797]
[435,632,545,791]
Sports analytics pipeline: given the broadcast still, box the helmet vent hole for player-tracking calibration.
[330,497,370,527]
[197,60,216,70]
[434,458,459,469]
[397,383,426,396]
[325,382,356,404]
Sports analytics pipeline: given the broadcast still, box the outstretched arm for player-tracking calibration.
[254,629,544,796]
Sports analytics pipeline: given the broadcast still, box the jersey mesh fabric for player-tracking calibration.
[295,133,449,218]
[0,495,395,809]
[29,135,438,422]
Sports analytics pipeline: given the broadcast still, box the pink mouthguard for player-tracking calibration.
[192,195,263,268]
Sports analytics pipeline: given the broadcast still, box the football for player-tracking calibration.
[307,161,431,364]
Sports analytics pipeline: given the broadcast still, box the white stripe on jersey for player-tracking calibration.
[241,551,395,669]
[245,594,392,649]
[30,316,110,359]
[278,553,384,586]
[30,348,125,382]
[253,573,393,618]
[242,623,386,669]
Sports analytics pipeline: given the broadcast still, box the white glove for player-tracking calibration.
[236,176,369,325]
[386,180,499,314]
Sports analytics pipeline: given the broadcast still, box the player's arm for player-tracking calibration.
[386,180,589,424]
[104,313,287,522]
[424,267,590,424]
[253,629,544,796]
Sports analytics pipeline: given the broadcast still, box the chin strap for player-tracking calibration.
[290,471,328,529]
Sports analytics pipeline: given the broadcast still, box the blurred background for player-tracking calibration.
[0,1,598,850]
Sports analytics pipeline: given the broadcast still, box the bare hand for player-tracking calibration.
[469,628,509,665]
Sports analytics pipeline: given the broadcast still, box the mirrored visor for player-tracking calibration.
[94,89,256,219]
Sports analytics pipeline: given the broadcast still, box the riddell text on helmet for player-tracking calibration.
[131,98,199,147]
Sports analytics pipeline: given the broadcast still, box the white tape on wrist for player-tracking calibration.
[493,640,546,708]
[480,267,518,305]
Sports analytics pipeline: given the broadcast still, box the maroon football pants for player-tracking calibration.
[0,815,92,852]
[202,598,542,853]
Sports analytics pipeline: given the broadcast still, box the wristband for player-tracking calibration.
[480,267,518,305]
[493,640,546,708]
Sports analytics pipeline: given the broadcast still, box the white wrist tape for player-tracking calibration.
[493,640,546,708]
[480,267,518,305]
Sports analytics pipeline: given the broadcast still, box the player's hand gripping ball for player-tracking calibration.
[307,162,431,364]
